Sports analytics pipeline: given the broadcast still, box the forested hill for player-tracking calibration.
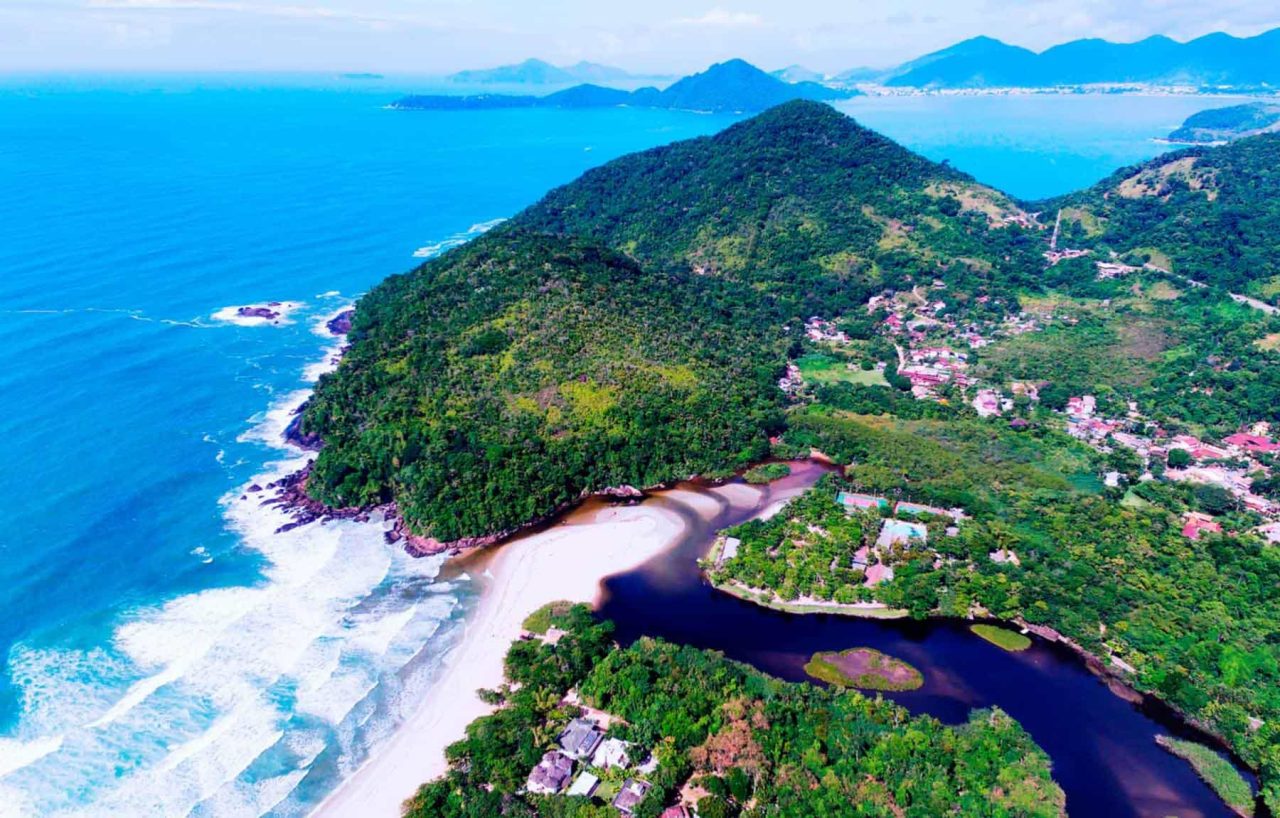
[515,100,1044,315]
[300,101,1043,543]
[301,234,786,543]
[1046,133,1280,293]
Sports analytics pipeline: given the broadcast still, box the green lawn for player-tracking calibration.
[796,352,889,387]
[971,624,1033,652]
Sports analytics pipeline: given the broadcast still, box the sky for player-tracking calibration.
[1,0,1278,74]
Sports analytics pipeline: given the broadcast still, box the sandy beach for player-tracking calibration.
[310,500,688,818]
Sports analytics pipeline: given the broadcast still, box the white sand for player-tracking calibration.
[311,501,686,818]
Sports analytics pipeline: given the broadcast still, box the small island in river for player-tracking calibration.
[804,647,925,691]
[971,623,1033,652]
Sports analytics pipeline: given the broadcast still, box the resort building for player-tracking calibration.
[591,737,631,770]
[863,562,895,587]
[876,518,928,548]
[566,771,600,798]
[526,750,574,795]
[715,537,741,568]
[558,718,604,760]
[613,779,653,815]
[836,491,889,512]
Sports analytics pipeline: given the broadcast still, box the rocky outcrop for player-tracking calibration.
[283,402,324,451]
[326,309,354,336]
[238,304,281,320]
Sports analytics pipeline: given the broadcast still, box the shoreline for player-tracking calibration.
[309,498,689,818]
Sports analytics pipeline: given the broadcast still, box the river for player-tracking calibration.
[596,461,1260,818]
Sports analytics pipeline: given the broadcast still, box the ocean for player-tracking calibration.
[0,75,1249,816]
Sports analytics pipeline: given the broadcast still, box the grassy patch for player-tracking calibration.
[1156,736,1255,817]
[971,624,1032,652]
[1121,488,1153,509]
[804,648,924,691]
[797,352,889,387]
[522,600,576,635]
[744,462,792,485]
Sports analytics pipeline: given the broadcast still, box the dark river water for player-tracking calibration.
[595,461,1260,818]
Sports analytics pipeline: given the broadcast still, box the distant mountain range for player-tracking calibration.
[443,58,653,85]
[395,59,858,114]
[871,28,1280,89]
[1167,101,1280,144]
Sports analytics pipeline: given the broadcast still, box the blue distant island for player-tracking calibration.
[391,59,858,115]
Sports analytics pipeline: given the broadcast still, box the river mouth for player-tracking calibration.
[594,460,1262,818]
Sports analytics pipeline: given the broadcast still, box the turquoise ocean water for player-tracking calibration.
[0,76,1250,816]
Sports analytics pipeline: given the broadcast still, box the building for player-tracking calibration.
[526,751,574,795]
[715,537,741,568]
[989,548,1021,566]
[836,491,889,512]
[566,771,600,798]
[613,779,653,815]
[864,562,895,587]
[851,545,870,570]
[558,718,604,760]
[1066,395,1096,418]
[1255,521,1280,544]
[591,737,631,770]
[1181,512,1222,541]
[877,518,928,548]
[972,388,1005,418]
[659,807,693,818]
[1224,432,1280,456]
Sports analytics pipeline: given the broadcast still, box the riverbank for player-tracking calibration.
[310,499,688,818]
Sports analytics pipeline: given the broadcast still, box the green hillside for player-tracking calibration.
[1046,134,1280,295]
[516,100,1043,316]
[300,232,785,543]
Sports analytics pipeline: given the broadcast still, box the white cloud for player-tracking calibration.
[671,7,764,28]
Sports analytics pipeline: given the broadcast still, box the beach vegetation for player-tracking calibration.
[742,462,790,484]
[1156,735,1256,817]
[522,601,577,635]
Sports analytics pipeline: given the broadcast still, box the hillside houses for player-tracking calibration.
[525,715,665,813]
[805,316,850,345]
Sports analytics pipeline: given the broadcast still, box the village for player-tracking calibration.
[780,263,1280,547]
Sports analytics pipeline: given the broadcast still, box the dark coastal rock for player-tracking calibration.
[326,309,354,336]
[283,402,324,451]
[237,305,281,320]
[597,484,644,500]
[402,531,504,558]
[266,461,373,534]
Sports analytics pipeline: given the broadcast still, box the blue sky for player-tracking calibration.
[1,0,1277,73]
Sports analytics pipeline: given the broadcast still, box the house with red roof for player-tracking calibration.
[1181,512,1222,541]
[1224,432,1280,456]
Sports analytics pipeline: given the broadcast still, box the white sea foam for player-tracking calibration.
[0,315,468,817]
[302,342,345,383]
[412,217,505,258]
[0,735,63,778]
